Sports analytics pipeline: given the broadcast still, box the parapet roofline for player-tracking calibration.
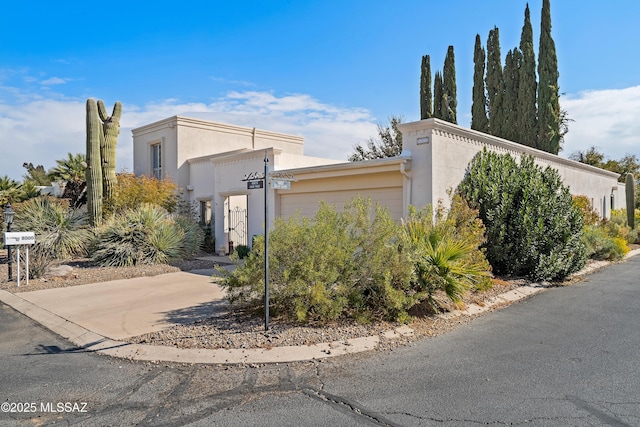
[131,115,304,144]
[398,118,620,180]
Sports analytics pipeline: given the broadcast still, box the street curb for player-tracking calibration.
[1,249,638,365]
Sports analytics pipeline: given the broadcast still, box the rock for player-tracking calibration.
[47,265,74,277]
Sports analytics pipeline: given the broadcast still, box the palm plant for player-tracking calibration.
[0,175,24,205]
[48,153,87,182]
[403,204,492,308]
[48,153,87,208]
[20,181,42,200]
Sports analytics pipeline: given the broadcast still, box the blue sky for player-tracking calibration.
[1,0,639,181]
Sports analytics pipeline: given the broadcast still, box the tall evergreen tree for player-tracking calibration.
[442,45,457,124]
[486,27,505,138]
[538,0,561,154]
[420,55,433,120]
[502,48,522,142]
[471,34,489,133]
[518,3,538,148]
[433,71,444,120]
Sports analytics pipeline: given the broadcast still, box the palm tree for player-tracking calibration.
[48,153,87,208]
[0,175,23,205]
[48,153,86,182]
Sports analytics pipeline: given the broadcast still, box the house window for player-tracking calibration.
[151,144,162,179]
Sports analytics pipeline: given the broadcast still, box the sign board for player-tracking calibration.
[4,232,36,246]
[270,179,291,190]
[247,180,264,190]
[416,136,430,145]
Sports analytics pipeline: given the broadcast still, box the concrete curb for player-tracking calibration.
[2,249,638,365]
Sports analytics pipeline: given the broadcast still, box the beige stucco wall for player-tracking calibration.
[399,119,623,218]
[132,116,306,193]
[132,117,178,180]
[276,158,410,221]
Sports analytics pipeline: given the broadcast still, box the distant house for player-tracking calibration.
[133,116,623,255]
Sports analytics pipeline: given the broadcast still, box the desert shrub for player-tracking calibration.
[91,204,184,266]
[610,209,639,243]
[219,197,416,323]
[104,173,179,216]
[458,149,587,281]
[582,226,629,261]
[402,195,492,308]
[12,197,91,277]
[339,198,417,323]
[573,195,601,226]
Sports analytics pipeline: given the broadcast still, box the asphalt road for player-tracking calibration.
[1,256,639,426]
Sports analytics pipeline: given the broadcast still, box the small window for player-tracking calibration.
[152,144,162,179]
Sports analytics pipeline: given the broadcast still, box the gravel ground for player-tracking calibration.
[0,248,597,353]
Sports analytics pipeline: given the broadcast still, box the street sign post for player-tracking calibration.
[241,167,296,331]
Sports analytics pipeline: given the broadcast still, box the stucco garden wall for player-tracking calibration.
[399,119,623,218]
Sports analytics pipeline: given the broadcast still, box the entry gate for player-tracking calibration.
[228,206,248,250]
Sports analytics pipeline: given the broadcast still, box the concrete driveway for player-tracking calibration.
[16,269,226,340]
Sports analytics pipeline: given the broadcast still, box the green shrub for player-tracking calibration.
[340,197,417,323]
[219,197,416,323]
[458,149,587,281]
[12,197,91,277]
[92,204,184,266]
[235,244,250,259]
[582,226,629,261]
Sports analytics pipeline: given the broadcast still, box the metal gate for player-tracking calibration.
[228,206,248,249]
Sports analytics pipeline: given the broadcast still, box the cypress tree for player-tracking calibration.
[433,71,444,120]
[420,55,433,120]
[518,3,538,148]
[538,0,560,154]
[486,27,504,138]
[442,45,457,124]
[471,34,489,133]
[503,48,522,143]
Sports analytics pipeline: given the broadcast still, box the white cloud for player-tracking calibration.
[41,77,69,86]
[3,87,639,183]
[0,92,379,181]
[561,86,640,160]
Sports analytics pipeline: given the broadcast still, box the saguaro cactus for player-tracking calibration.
[86,99,104,226]
[98,100,122,201]
[626,173,635,229]
[86,98,122,226]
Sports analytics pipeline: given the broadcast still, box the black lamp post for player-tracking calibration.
[3,203,15,281]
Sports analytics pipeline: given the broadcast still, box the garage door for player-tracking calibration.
[279,187,404,221]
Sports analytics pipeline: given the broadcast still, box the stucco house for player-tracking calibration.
[132,116,624,255]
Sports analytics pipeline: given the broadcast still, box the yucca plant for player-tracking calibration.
[92,204,184,267]
[174,216,204,258]
[12,197,91,277]
[13,197,90,259]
